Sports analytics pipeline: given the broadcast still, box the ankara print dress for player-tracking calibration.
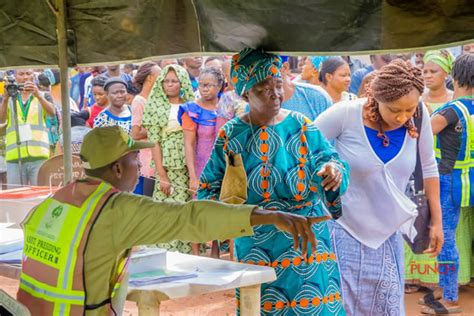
[142,64,196,254]
[197,111,349,315]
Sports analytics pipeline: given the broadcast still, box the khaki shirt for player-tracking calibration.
[84,192,255,315]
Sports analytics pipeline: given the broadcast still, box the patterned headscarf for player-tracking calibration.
[230,48,282,96]
[423,50,455,74]
[308,56,329,71]
[142,64,195,143]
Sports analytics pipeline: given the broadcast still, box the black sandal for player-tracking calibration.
[418,290,442,305]
[421,300,462,314]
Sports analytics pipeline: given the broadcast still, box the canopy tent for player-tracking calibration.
[2,0,474,67]
[1,0,473,180]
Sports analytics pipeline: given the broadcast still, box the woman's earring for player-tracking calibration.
[179,89,185,98]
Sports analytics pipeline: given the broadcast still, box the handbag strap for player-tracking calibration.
[413,102,424,193]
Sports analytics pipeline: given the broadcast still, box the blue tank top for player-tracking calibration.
[364,126,406,163]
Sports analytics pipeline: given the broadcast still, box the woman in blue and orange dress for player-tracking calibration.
[197,48,350,315]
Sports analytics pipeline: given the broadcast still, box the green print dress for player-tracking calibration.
[142,64,196,254]
[198,112,350,315]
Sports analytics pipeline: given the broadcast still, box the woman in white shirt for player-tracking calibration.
[314,59,443,315]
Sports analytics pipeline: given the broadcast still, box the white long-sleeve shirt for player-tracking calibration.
[314,98,438,249]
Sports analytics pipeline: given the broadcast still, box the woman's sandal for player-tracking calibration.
[418,290,442,305]
[405,284,421,294]
[421,301,462,314]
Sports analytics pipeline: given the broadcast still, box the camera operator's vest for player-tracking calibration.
[5,95,50,162]
[17,181,128,315]
[434,98,474,207]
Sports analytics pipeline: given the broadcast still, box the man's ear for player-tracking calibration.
[111,161,123,179]
[311,67,319,78]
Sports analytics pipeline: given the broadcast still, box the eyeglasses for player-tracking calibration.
[163,79,180,85]
[198,83,219,89]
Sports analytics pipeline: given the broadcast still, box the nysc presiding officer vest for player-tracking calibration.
[17,181,129,315]
[434,98,474,207]
[5,94,50,162]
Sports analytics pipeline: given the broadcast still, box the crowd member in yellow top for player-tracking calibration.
[0,68,55,186]
[17,125,331,316]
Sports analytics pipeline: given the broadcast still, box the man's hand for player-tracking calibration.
[23,81,40,98]
[250,208,331,254]
[317,162,342,191]
[274,212,331,255]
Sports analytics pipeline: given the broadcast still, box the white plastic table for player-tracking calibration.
[127,251,276,316]
[0,226,22,279]
[0,233,276,316]
[0,187,54,227]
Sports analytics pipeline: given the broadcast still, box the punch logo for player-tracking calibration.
[409,260,456,275]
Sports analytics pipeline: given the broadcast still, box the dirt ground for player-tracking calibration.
[2,252,473,316]
[2,274,474,315]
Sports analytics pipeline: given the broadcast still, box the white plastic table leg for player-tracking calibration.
[130,291,161,316]
[239,284,261,316]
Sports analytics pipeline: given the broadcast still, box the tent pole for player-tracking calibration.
[57,0,72,183]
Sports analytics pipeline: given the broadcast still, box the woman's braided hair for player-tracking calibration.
[364,59,424,146]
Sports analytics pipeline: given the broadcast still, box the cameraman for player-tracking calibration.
[0,68,55,186]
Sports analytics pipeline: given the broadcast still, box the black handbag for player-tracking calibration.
[403,103,432,254]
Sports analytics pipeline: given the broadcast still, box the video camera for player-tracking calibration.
[0,76,24,97]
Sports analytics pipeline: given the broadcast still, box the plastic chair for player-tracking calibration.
[36,153,85,187]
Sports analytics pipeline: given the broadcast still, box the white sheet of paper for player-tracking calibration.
[175,269,246,286]
[0,228,23,244]
[18,124,33,142]
[0,223,14,229]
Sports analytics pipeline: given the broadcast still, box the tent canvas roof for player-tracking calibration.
[1,0,473,69]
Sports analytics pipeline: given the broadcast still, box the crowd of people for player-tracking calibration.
[0,42,473,315]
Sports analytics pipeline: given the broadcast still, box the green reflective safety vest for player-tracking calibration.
[434,98,474,207]
[5,95,50,162]
[17,182,127,315]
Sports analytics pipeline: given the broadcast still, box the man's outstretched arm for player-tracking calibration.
[111,193,329,254]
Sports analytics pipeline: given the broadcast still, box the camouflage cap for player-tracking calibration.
[80,126,155,169]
